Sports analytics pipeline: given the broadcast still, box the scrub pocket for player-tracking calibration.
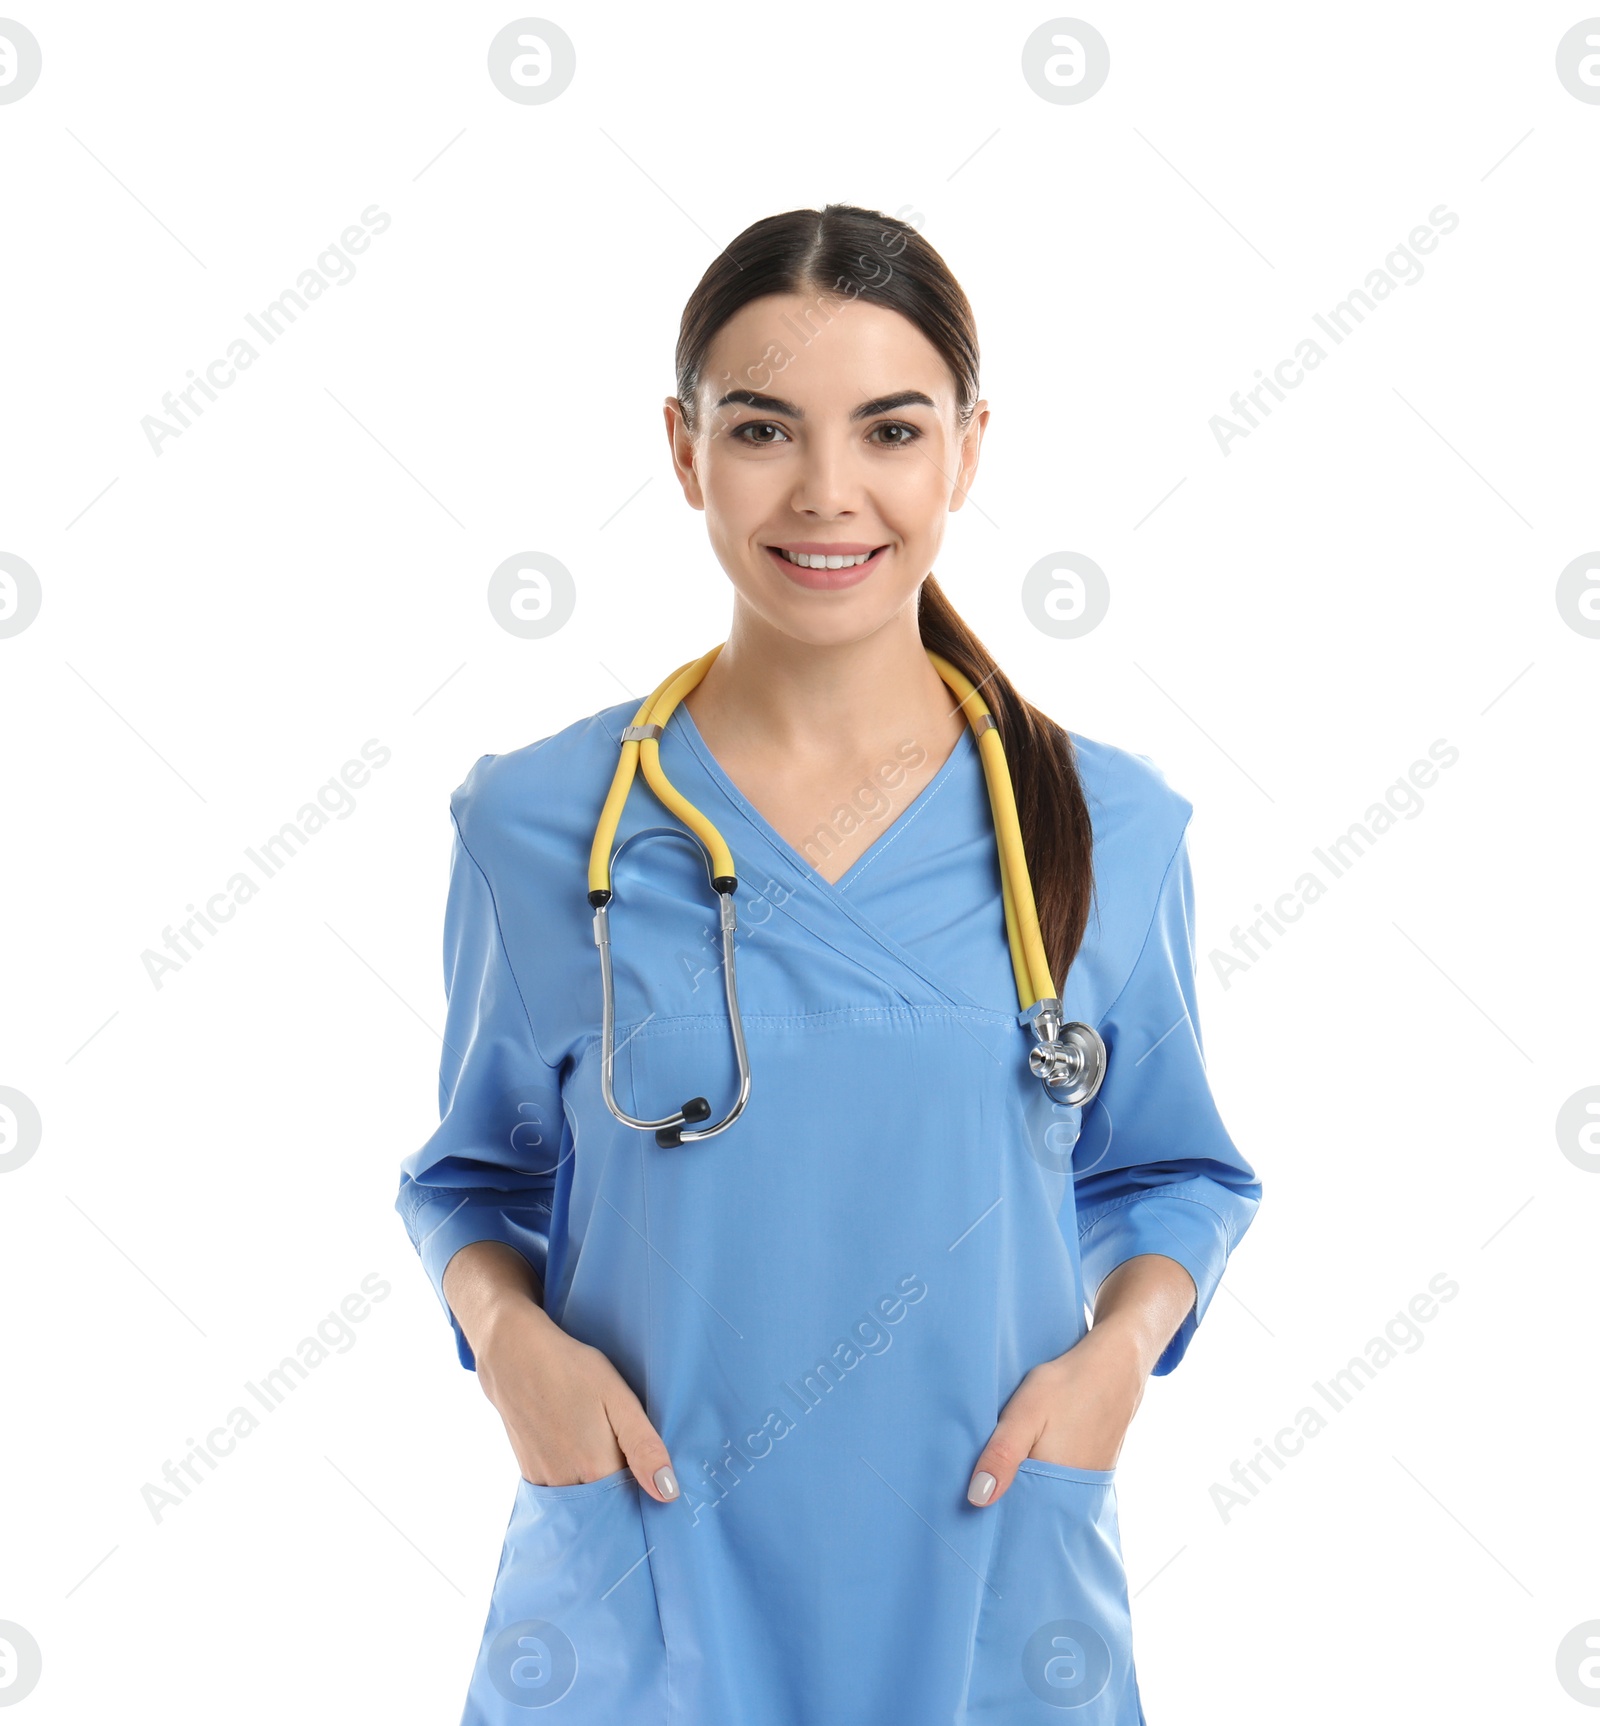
[463,1467,668,1722]
[964,1460,1145,1724]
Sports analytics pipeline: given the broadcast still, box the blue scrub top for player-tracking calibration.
[396,694,1262,1725]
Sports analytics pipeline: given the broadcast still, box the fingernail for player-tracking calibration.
[654,1465,678,1499]
[968,1471,996,1506]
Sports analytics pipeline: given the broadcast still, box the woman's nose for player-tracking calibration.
[789,438,865,516]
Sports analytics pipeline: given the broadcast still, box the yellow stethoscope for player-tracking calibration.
[588,644,1108,1147]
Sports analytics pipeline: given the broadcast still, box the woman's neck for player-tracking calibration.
[681,603,964,770]
[677,602,971,885]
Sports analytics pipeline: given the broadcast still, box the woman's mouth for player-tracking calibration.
[764,543,889,590]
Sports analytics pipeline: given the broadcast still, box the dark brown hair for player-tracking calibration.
[674,203,1095,993]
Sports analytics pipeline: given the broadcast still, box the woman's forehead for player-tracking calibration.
[699,294,954,406]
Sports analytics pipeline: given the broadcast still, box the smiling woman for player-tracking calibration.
[662,214,1098,904]
[395,202,1263,1725]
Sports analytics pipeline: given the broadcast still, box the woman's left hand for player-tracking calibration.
[966,1324,1148,1507]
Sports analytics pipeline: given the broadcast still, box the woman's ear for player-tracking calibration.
[950,399,990,513]
[663,396,706,511]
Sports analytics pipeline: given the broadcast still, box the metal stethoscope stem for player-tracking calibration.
[592,826,752,1148]
[587,644,1108,1147]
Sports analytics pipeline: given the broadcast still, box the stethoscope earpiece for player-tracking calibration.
[655,1097,712,1150]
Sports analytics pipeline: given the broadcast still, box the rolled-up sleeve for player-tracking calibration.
[395,803,566,1371]
[1073,821,1261,1376]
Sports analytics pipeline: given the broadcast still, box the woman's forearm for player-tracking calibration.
[1088,1252,1198,1379]
[442,1240,553,1363]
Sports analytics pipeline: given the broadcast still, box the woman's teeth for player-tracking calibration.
[775,548,880,569]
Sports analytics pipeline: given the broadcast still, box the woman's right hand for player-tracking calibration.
[443,1240,681,1504]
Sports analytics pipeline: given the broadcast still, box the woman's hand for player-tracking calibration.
[443,1241,681,1505]
[966,1254,1197,1508]
[966,1325,1146,1506]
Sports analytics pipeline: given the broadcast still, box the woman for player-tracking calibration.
[396,203,1262,1725]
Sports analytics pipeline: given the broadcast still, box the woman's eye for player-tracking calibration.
[729,420,922,448]
[732,421,789,445]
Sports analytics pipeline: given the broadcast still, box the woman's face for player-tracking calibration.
[665,292,988,647]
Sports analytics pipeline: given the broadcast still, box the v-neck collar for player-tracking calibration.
[669,700,976,898]
[658,701,994,1019]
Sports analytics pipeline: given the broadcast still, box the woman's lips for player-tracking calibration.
[764,544,889,590]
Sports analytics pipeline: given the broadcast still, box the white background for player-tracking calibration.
[2,2,1597,1720]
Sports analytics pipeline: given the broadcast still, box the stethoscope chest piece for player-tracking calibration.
[1026,1002,1108,1108]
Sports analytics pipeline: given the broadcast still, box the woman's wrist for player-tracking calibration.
[1081,1310,1162,1384]
[471,1285,561,1376]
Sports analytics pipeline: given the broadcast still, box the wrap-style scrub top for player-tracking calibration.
[395,694,1262,1726]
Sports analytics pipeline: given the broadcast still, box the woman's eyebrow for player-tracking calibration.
[713,388,937,421]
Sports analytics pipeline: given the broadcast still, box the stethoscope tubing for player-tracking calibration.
[588,644,1107,1146]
